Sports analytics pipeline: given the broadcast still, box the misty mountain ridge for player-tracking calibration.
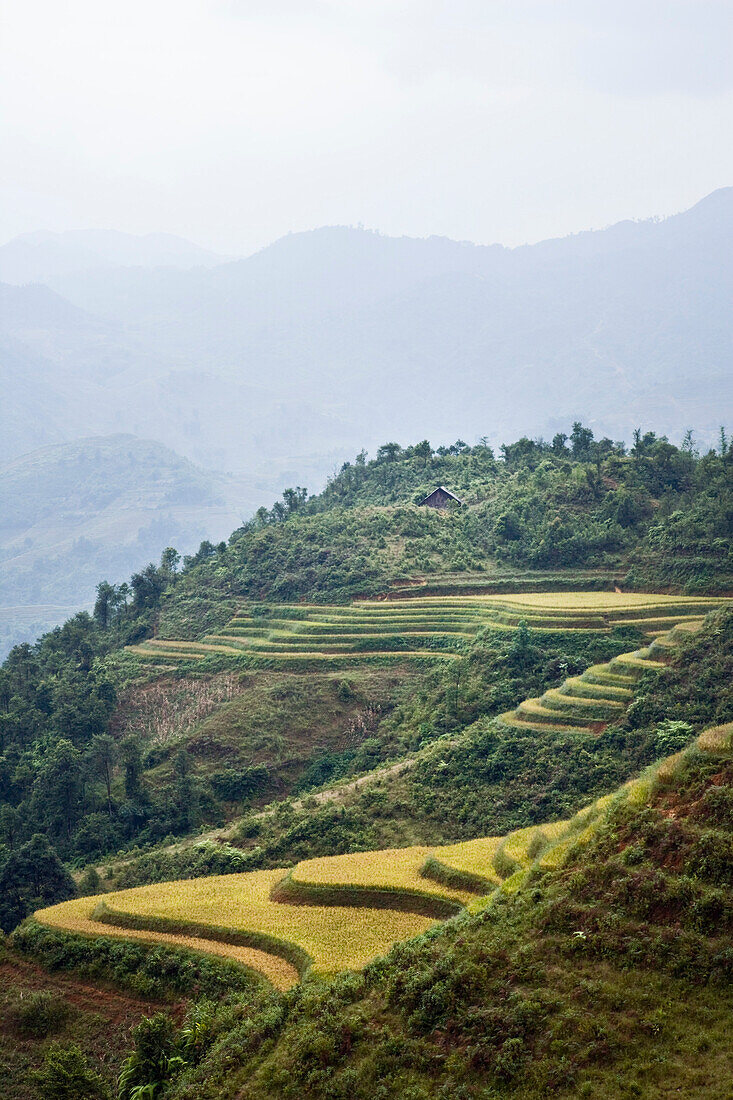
[0,228,228,285]
[1,187,732,554]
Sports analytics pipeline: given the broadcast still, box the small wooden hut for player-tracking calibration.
[418,486,464,510]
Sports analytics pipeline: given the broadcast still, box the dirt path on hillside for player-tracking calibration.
[292,757,416,809]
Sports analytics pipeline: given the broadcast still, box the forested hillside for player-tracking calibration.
[0,424,732,1098]
[1,426,731,866]
[159,423,733,618]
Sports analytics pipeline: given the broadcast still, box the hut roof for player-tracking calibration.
[418,486,464,506]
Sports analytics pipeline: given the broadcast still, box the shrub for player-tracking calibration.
[112,841,257,889]
[31,1043,109,1100]
[693,785,733,828]
[118,1014,178,1100]
[337,679,356,701]
[686,831,733,886]
[79,866,102,896]
[210,764,270,801]
[494,1036,528,1081]
[8,990,70,1039]
[655,720,695,756]
[12,920,258,999]
[492,847,519,880]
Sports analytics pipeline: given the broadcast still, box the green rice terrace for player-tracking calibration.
[497,618,704,734]
[127,591,726,668]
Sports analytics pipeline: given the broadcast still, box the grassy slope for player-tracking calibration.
[4,436,733,1095]
[118,666,407,808]
[35,617,733,983]
[18,721,733,1098]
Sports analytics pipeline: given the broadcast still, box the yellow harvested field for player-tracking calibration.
[672,619,706,634]
[36,894,299,991]
[36,720,731,990]
[293,846,473,904]
[37,868,435,981]
[502,819,569,864]
[696,722,733,751]
[431,836,504,882]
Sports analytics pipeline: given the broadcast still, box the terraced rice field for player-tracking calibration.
[36,723,733,992]
[32,822,569,988]
[40,585,732,993]
[497,618,709,734]
[387,569,620,597]
[37,869,435,986]
[281,846,474,913]
[34,764,682,989]
[35,890,301,991]
[128,592,726,667]
[423,836,504,890]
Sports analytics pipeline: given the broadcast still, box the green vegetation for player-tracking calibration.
[11,920,264,999]
[0,933,274,1100]
[0,834,76,933]
[218,728,731,1100]
[205,609,732,870]
[77,605,733,896]
[0,593,408,874]
[1,425,729,877]
[1,423,732,1096]
[160,425,732,619]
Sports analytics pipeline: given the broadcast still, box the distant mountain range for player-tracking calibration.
[1,193,731,649]
[0,228,228,284]
[2,191,732,477]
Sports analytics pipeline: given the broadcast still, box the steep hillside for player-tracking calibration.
[150,427,733,632]
[191,722,733,1100]
[109,603,733,885]
[1,426,732,1098]
[0,428,730,868]
[22,678,733,1098]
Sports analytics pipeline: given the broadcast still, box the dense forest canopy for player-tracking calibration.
[174,423,733,607]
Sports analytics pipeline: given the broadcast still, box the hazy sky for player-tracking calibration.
[2,0,732,254]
